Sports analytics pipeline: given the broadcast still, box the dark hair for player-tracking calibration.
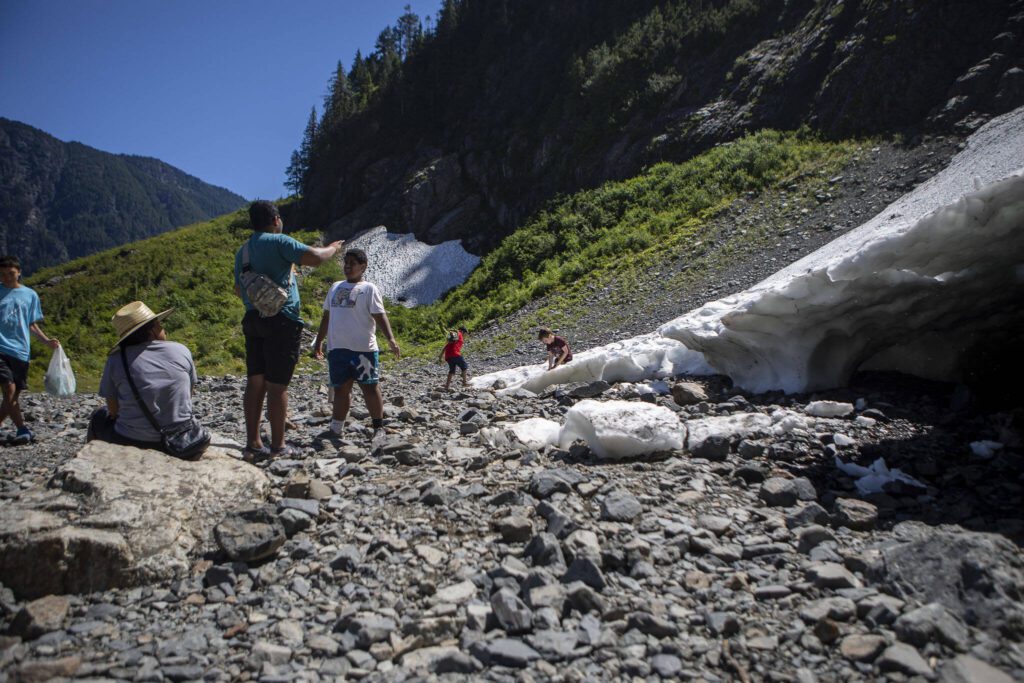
[458,327,468,334]
[119,320,159,349]
[537,328,553,340]
[0,255,22,271]
[344,248,368,265]
[249,200,280,232]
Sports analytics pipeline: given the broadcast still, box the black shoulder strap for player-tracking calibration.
[241,235,254,273]
[120,347,163,435]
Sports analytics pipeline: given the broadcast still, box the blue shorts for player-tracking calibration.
[328,349,379,386]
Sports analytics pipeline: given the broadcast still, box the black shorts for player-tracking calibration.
[446,356,468,373]
[87,407,162,451]
[0,353,29,391]
[242,310,304,385]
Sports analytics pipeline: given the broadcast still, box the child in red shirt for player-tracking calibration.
[439,327,469,390]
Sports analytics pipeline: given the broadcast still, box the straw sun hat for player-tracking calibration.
[109,301,173,354]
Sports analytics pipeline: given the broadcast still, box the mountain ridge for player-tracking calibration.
[297,0,1024,254]
[0,117,247,274]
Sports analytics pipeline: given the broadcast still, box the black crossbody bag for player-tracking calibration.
[120,347,210,460]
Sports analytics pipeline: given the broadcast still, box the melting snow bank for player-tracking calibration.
[660,107,1024,392]
[344,226,479,305]
[475,106,1024,394]
[472,333,712,395]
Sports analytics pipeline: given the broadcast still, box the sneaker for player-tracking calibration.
[11,426,33,445]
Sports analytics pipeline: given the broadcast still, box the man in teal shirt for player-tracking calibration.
[233,201,343,459]
[0,255,60,444]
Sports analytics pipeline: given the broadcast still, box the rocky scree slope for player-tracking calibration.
[0,363,1021,681]
[306,0,1024,255]
[0,118,246,275]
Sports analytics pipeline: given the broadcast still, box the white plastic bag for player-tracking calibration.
[44,346,76,397]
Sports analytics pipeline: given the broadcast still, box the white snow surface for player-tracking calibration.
[475,106,1024,394]
[344,226,479,306]
[558,399,686,460]
[507,417,562,450]
[834,456,927,495]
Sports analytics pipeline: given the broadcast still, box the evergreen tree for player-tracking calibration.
[436,0,460,39]
[349,50,375,108]
[396,5,424,59]
[285,106,317,195]
[321,60,353,130]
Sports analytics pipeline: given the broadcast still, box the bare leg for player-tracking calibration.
[444,373,453,391]
[243,375,267,449]
[265,382,289,450]
[361,383,384,422]
[1,384,27,429]
[332,379,355,422]
[461,370,469,388]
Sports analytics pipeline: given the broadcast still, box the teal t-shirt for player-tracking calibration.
[0,285,43,361]
[234,232,310,322]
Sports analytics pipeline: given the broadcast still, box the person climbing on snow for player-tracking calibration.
[439,327,469,391]
[538,327,572,370]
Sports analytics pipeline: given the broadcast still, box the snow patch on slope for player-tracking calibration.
[345,226,479,305]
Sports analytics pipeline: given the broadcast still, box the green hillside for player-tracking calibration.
[24,210,343,392]
[23,129,856,392]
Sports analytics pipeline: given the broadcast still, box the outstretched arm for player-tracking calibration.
[299,240,344,267]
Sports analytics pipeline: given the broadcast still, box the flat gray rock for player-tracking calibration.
[0,442,270,598]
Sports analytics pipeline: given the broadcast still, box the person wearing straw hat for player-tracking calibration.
[87,301,200,451]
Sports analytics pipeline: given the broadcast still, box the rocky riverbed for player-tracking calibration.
[1,362,1022,682]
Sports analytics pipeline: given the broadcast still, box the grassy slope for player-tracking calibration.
[25,212,343,392]
[25,130,856,391]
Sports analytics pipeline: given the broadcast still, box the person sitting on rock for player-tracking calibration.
[538,327,573,371]
[439,327,470,391]
[88,302,201,453]
[312,248,400,441]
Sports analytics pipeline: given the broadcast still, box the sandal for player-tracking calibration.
[242,445,271,464]
[270,445,300,459]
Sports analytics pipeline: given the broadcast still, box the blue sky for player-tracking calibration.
[0,0,440,200]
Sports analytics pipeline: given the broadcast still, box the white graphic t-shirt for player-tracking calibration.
[323,280,385,352]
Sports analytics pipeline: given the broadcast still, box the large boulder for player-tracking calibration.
[868,522,1024,641]
[0,441,270,599]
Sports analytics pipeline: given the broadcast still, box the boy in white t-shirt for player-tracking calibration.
[312,249,400,439]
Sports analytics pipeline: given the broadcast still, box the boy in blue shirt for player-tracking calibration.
[0,255,60,444]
